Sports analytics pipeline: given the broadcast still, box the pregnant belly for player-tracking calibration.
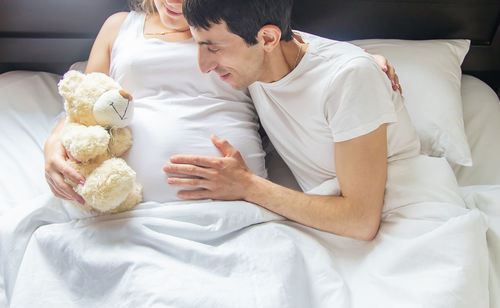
[123,107,265,203]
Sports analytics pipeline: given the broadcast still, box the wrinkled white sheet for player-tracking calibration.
[0,70,496,307]
[0,71,62,211]
[461,185,500,308]
[0,156,491,308]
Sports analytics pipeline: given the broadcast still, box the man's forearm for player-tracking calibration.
[245,175,380,241]
[166,132,386,240]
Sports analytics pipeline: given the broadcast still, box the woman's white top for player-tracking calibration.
[110,11,266,202]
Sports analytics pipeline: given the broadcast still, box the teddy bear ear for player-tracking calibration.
[58,70,85,100]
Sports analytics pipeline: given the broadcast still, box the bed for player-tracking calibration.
[1,0,500,307]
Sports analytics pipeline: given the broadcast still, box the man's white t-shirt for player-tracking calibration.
[249,32,420,192]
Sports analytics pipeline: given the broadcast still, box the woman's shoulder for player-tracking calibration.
[94,11,133,49]
[102,12,131,33]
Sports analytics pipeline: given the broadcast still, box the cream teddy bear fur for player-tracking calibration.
[58,70,142,213]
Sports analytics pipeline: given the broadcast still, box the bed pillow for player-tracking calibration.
[69,61,88,73]
[263,135,301,191]
[451,75,500,185]
[350,39,472,166]
[0,71,63,212]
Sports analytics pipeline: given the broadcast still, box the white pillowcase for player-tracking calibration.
[350,39,472,166]
[69,61,88,73]
[0,71,63,211]
[451,75,500,185]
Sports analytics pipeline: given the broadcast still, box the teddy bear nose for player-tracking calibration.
[118,89,133,101]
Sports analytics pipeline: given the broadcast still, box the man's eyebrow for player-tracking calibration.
[198,41,216,46]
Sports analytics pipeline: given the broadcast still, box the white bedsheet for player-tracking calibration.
[451,75,500,186]
[0,155,491,307]
[461,185,500,308]
[1,70,499,307]
[0,71,62,211]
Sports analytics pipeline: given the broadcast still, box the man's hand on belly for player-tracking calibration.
[163,135,255,201]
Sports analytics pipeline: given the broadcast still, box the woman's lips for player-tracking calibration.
[165,5,182,17]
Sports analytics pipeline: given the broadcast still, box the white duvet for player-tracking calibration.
[1,71,499,307]
[0,155,492,308]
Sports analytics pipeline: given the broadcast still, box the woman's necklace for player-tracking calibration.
[143,14,191,36]
[144,28,191,36]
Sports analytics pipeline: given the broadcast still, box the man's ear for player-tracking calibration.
[257,25,281,52]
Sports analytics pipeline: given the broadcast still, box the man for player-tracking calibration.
[164,0,420,240]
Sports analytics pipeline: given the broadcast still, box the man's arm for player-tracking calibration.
[164,124,388,241]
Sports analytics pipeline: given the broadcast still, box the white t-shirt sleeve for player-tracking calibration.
[325,56,398,142]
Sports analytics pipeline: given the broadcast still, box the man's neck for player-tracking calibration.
[260,39,306,84]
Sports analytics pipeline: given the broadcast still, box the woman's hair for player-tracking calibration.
[129,0,157,14]
[183,0,294,45]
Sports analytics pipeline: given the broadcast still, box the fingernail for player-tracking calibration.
[79,180,85,185]
[78,199,85,205]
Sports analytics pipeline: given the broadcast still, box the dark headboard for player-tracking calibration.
[291,0,500,92]
[1,0,499,92]
[0,0,128,74]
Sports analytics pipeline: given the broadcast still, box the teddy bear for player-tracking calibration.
[58,70,142,214]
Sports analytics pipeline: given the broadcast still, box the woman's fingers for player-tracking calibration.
[45,161,86,205]
[45,172,73,200]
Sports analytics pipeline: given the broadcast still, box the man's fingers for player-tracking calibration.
[177,189,212,200]
[163,163,215,178]
[167,177,210,189]
[211,135,237,157]
[170,155,223,168]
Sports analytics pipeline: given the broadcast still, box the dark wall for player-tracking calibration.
[291,0,500,92]
[0,0,499,92]
[0,0,128,74]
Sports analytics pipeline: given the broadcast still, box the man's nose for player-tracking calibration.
[198,49,217,74]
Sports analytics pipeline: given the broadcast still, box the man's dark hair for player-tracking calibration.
[183,0,294,45]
